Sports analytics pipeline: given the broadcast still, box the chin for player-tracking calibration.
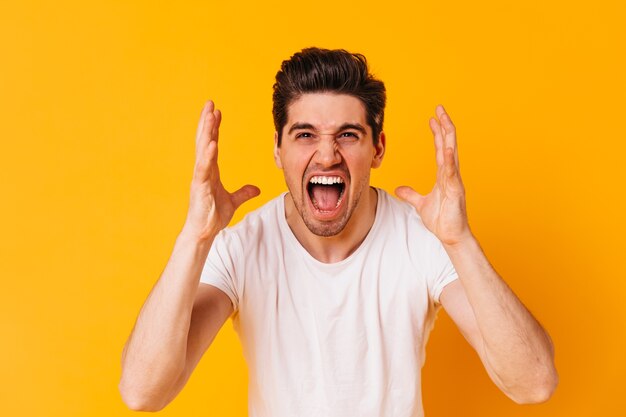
[302,215,350,237]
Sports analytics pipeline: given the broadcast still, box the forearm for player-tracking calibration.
[119,229,213,409]
[443,235,558,403]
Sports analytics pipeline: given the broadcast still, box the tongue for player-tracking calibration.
[311,185,341,211]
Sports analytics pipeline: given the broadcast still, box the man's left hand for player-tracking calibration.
[396,105,472,246]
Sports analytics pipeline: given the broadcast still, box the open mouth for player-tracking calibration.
[307,175,346,213]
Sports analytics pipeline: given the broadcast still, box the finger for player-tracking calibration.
[442,147,464,192]
[429,117,444,167]
[207,139,218,166]
[212,108,222,145]
[209,108,222,161]
[436,105,459,167]
[193,140,218,182]
[195,100,214,149]
[231,184,261,209]
[443,147,456,179]
[196,105,217,166]
[194,101,209,143]
[395,186,425,214]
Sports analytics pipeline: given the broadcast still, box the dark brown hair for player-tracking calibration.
[272,47,386,146]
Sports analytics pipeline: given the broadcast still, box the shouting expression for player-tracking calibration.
[274,93,385,237]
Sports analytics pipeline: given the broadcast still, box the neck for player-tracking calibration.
[284,187,378,264]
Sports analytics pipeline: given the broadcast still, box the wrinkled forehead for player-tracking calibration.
[284,93,369,134]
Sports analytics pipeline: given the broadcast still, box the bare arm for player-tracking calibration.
[118,101,259,411]
[396,105,557,404]
[440,241,557,403]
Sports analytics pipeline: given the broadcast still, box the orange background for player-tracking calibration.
[1,1,624,416]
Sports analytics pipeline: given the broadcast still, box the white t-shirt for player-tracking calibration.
[200,188,458,417]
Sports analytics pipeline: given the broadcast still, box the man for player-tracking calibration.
[119,48,558,416]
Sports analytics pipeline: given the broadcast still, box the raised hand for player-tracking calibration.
[395,105,472,246]
[183,100,260,241]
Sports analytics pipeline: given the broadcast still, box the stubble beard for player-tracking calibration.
[295,173,370,238]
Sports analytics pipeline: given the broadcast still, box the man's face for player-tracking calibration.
[274,93,385,237]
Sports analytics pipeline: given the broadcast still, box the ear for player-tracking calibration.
[371,131,386,169]
[273,131,283,169]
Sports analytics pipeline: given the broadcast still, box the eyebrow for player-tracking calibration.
[287,122,367,135]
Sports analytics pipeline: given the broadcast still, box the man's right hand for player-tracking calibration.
[120,100,256,411]
[183,100,260,241]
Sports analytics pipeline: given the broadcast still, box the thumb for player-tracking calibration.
[231,185,261,209]
[395,186,425,214]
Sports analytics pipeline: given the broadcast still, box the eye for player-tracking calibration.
[339,131,359,139]
[295,132,313,139]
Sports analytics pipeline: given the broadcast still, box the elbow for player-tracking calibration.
[118,358,184,411]
[510,366,559,405]
[122,400,163,413]
[118,380,167,412]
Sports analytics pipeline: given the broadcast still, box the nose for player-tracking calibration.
[313,136,342,167]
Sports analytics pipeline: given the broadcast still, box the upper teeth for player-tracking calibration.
[309,176,344,185]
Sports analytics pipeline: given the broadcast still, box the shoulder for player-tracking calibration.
[217,193,285,245]
[377,189,426,230]
[378,188,416,216]
[375,188,443,247]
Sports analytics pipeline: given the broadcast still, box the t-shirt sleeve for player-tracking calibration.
[406,209,459,305]
[199,229,241,312]
[427,236,459,304]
